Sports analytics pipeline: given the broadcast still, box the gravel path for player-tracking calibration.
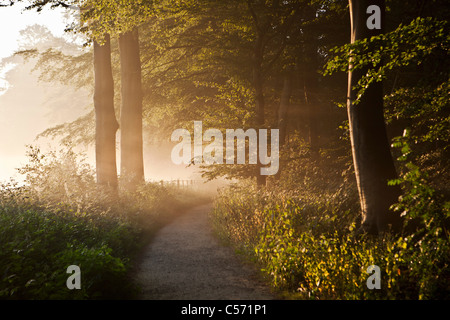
[133,203,276,300]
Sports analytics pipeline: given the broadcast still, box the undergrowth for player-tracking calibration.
[0,146,208,299]
[211,139,449,300]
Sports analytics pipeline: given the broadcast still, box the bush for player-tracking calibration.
[211,172,450,299]
[0,146,206,299]
[0,199,137,299]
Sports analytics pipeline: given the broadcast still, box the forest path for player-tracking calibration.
[133,203,276,300]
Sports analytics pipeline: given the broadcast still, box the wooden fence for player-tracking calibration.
[156,179,203,188]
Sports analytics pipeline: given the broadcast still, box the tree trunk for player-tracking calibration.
[118,28,145,189]
[278,73,292,147]
[347,0,402,234]
[303,6,320,154]
[253,36,267,187]
[275,72,292,180]
[303,74,319,154]
[93,35,119,195]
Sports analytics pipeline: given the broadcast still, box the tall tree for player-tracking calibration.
[301,4,321,154]
[246,0,300,186]
[277,71,292,149]
[93,35,119,193]
[82,2,121,194]
[80,0,150,189]
[247,0,270,186]
[302,52,320,154]
[118,27,145,188]
[5,0,121,194]
[273,70,292,181]
[347,0,402,234]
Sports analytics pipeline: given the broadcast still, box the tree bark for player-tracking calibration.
[278,72,292,147]
[253,34,267,187]
[347,0,402,234]
[275,72,292,180]
[118,28,145,189]
[93,35,119,194]
[303,71,319,154]
[303,6,320,154]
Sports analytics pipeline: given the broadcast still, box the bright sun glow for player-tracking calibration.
[0,3,68,59]
[0,3,83,183]
[0,3,70,96]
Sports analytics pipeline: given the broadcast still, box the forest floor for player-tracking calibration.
[132,203,277,300]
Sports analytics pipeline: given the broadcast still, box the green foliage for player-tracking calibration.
[385,80,450,175]
[0,146,204,299]
[324,17,449,102]
[0,187,136,299]
[207,11,450,300]
[79,0,155,42]
[389,131,450,298]
[7,0,155,42]
[0,202,132,299]
[389,130,443,223]
[212,178,449,299]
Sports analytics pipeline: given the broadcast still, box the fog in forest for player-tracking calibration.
[0,19,204,185]
[1,0,448,302]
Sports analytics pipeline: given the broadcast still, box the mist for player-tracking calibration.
[0,25,88,182]
[0,23,213,187]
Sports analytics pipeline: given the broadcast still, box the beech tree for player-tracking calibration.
[118,28,145,187]
[5,0,121,194]
[81,0,150,189]
[9,0,150,192]
[93,35,119,192]
[246,0,302,186]
[346,0,402,234]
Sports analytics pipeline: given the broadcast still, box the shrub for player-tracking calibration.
[211,170,449,299]
[0,146,205,299]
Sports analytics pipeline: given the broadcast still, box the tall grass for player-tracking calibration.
[211,173,449,299]
[0,146,208,299]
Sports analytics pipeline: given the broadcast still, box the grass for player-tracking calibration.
[0,146,210,300]
[210,178,450,300]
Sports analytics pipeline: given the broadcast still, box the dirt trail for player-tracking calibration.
[133,203,276,300]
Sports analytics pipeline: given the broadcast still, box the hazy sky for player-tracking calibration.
[1,4,59,93]
[0,3,68,59]
[0,3,85,183]
[0,3,201,184]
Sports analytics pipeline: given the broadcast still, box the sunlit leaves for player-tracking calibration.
[78,0,155,42]
[212,181,450,299]
[386,79,450,149]
[0,146,202,299]
[5,0,155,42]
[324,17,449,103]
